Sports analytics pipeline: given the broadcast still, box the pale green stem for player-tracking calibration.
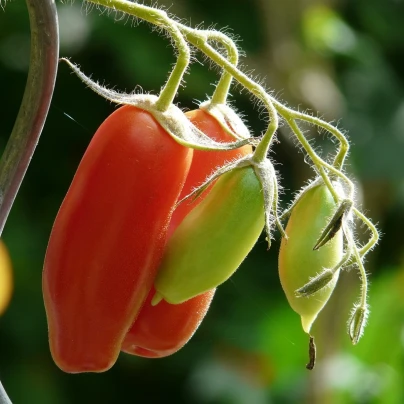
[204,31,239,104]
[286,118,342,202]
[87,0,349,166]
[176,23,348,166]
[176,23,279,162]
[277,105,350,169]
[345,227,368,307]
[89,0,190,112]
[353,207,379,257]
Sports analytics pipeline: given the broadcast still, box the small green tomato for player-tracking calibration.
[153,166,266,305]
[279,182,344,333]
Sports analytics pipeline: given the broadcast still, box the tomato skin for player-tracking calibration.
[279,183,343,333]
[43,105,192,373]
[122,287,215,357]
[122,109,252,358]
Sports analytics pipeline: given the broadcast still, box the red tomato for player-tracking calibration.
[121,108,253,358]
[43,105,193,372]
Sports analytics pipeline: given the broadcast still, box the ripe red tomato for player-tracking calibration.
[121,108,252,358]
[43,105,193,372]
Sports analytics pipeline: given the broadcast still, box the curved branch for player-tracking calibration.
[0,380,12,404]
[0,0,59,235]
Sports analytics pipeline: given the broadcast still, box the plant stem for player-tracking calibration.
[354,207,379,257]
[0,0,58,401]
[88,0,190,112]
[0,0,59,236]
[0,380,11,404]
[206,31,239,105]
[177,23,279,158]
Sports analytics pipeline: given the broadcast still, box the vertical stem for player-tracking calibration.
[154,16,190,111]
[208,32,239,105]
[0,0,59,235]
[0,381,12,404]
[0,0,58,401]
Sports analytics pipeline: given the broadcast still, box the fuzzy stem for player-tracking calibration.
[205,31,239,105]
[88,0,190,112]
[176,23,279,161]
[277,106,350,169]
[353,208,379,257]
[87,0,349,168]
[286,118,342,201]
[345,227,368,308]
[87,0,349,165]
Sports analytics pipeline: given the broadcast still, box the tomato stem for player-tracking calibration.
[207,31,239,105]
[87,0,352,173]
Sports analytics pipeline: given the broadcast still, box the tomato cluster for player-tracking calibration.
[42,95,350,374]
[43,105,252,372]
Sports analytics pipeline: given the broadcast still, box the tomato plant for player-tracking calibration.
[42,105,193,373]
[122,108,253,358]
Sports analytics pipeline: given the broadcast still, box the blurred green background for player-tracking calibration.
[1,0,404,403]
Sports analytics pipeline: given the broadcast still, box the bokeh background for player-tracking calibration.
[1,0,404,403]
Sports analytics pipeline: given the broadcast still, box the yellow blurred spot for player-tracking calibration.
[0,240,13,316]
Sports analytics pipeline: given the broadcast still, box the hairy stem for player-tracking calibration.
[205,31,239,105]
[88,0,190,112]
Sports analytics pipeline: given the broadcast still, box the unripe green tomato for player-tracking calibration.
[279,183,343,333]
[154,166,265,304]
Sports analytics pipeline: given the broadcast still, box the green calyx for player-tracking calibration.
[60,59,254,152]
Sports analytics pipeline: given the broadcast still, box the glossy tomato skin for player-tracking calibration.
[122,287,215,357]
[43,105,192,372]
[122,109,252,358]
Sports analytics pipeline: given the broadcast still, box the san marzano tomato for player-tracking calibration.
[43,105,192,373]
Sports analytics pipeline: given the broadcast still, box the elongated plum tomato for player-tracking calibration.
[153,165,265,304]
[279,183,343,333]
[43,105,192,373]
[121,109,253,358]
[0,240,13,316]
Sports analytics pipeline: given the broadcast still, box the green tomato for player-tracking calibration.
[153,166,265,304]
[279,182,344,333]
